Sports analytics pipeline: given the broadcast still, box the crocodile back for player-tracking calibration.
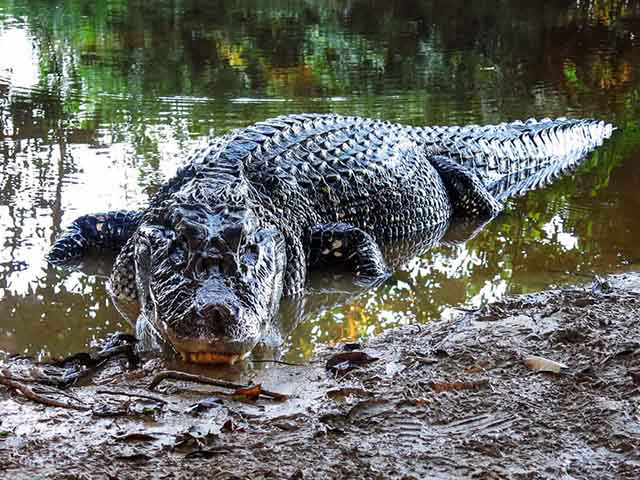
[231,114,455,240]
[185,114,613,238]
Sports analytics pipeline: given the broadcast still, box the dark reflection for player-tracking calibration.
[0,0,639,361]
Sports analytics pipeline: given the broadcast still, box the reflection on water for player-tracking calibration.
[1,0,639,362]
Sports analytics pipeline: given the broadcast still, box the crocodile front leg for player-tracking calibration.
[307,223,389,286]
[283,234,307,296]
[48,210,143,263]
[108,235,140,323]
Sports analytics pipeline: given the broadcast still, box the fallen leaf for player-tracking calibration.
[347,399,392,421]
[325,352,379,375]
[232,384,261,401]
[430,379,489,393]
[326,387,372,401]
[221,419,235,433]
[414,356,438,366]
[185,446,235,459]
[273,421,299,431]
[187,397,224,414]
[174,425,218,449]
[114,453,150,462]
[524,355,569,373]
[114,432,157,442]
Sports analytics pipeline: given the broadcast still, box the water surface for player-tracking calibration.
[1,0,639,361]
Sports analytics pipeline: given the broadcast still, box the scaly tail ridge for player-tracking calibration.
[411,117,614,200]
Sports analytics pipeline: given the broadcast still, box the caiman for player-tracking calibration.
[48,114,613,364]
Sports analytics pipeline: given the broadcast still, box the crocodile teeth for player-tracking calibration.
[183,351,241,365]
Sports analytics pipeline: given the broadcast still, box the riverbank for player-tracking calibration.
[1,273,639,479]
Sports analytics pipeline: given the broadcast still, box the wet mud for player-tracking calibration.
[1,273,639,479]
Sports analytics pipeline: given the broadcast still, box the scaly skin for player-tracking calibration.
[48,114,613,363]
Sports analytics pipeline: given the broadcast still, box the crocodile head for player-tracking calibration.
[133,204,287,364]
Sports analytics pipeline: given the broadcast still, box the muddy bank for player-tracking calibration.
[1,273,639,479]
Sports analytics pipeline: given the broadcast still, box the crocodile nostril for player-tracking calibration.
[196,303,238,323]
[184,254,222,279]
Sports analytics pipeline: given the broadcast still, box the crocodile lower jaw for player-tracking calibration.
[180,351,250,364]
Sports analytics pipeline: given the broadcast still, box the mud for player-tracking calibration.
[1,273,639,479]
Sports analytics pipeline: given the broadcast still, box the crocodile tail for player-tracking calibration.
[414,118,614,200]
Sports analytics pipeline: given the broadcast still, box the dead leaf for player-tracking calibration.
[187,397,223,414]
[326,387,372,401]
[174,425,218,449]
[346,399,392,421]
[273,421,299,431]
[430,379,489,393]
[232,384,261,401]
[114,453,150,462]
[325,352,379,375]
[221,419,235,433]
[114,432,157,442]
[524,355,569,373]
[414,356,438,366]
[185,446,235,459]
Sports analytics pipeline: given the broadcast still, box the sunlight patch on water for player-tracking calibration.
[471,277,510,305]
[0,26,39,91]
[542,214,580,251]
[0,208,52,295]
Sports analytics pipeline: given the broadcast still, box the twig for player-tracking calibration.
[251,359,305,366]
[35,386,85,405]
[0,374,89,411]
[0,369,40,384]
[148,370,287,401]
[96,389,168,404]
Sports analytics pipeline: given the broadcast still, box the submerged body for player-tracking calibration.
[48,114,613,363]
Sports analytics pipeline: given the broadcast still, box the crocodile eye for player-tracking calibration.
[135,240,151,259]
[169,244,187,266]
[242,245,259,266]
[222,224,244,252]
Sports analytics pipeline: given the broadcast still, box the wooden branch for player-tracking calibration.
[96,389,168,404]
[0,374,89,411]
[148,370,287,402]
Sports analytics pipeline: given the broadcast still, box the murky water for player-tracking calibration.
[1,0,639,362]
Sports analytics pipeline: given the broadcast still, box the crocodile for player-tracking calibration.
[48,113,613,364]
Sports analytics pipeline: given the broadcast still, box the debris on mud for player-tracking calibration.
[325,351,379,376]
[1,273,640,479]
[523,354,569,373]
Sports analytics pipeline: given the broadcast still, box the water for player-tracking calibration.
[1,0,639,362]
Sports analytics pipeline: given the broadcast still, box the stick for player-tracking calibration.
[96,389,168,404]
[250,359,305,366]
[148,370,287,401]
[0,374,89,411]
